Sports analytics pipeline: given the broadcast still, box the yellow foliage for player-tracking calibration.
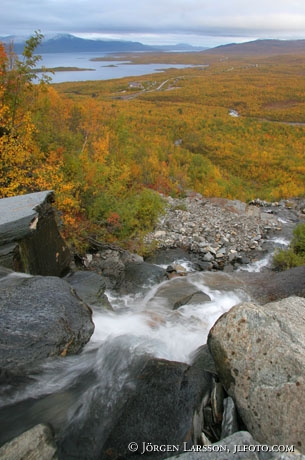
[2,43,305,250]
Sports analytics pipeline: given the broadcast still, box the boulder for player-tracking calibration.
[84,247,158,292]
[87,252,126,289]
[0,191,71,276]
[147,277,211,310]
[84,245,166,294]
[208,296,305,453]
[120,261,166,294]
[56,343,216,460]
[0,271,94,375]
[0,424,57,460]
[65,270,112,310]
[99,352,215,459]
[236,266,305,304]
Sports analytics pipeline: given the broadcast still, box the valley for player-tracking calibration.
[2,36,305,251]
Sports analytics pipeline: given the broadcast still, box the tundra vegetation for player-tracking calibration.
[1,32,305,257]
[273,223,305,270]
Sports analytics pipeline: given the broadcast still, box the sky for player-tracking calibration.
[2,0,305,47]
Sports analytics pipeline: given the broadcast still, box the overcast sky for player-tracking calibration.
[2,0,305,47]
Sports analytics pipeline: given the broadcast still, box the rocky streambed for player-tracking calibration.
[1,192,305,460]
[144,194,305,270]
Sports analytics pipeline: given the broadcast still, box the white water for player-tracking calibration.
[238,235,290,272]
[0,235,290,447]
[0,268,251,453]
[91,273,248,363]
[269,236,290,246]
[1,220,294,437]
[0,271,249,413]
[0,230,291,415]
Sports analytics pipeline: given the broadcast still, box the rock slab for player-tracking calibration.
[208,296,305,453]
[0,191,71,276]
[66,270,112,310]
[0,272,94,374]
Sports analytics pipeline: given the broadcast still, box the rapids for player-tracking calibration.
[0,230,295,453]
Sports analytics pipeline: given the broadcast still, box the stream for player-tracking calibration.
[0,230,293,457]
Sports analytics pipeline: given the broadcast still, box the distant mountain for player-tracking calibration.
[3,34,304,57]
[203,39,305,56]
[1,33,206,54]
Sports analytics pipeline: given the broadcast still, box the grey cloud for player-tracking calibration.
[1,0,305,43]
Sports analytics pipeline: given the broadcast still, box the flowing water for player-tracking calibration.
[0,233,292,449]
[0,266,250,446]
[237,236,290,272]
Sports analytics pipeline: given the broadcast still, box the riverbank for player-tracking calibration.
[144,193,305,271]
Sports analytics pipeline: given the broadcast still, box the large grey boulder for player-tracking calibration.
[56,344,216,460]
[236,266,305,304]
[0,424,57,460]
[0,191,71,276]
[208,296,305,453]
[119,261,166,294]
[147,277,211,310]
[0,271,94,375]
[100,351,216,459]
[84,246,166,294]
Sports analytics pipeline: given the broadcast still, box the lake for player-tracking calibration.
[39,52,200,84]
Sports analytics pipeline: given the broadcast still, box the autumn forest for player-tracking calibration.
[1,32,305,253]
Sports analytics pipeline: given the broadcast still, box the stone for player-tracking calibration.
[147,277,211,310]
[208,296,305,453]
[171,263,187,273]
[204,252,214,262]
[143,195,288,268]
[0,424,57,460]
[236,266,305,304]
[84,248,162,294]
[90,252,125,289]
[0,272,94,374]
[120,261,166,294]
[221,397,239,439]
[216,248,226,258]
[0,191,71,276]
[145,248,191,265]
[65,270,112,310]
[193,261,213,271]
[54,343,217,460]
[99,353,214,459]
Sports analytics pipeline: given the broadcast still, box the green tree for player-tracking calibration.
[0,30,50,133]
[0,31,51,197]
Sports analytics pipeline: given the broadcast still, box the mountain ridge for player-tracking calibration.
[2,34,305,56]
[202,38,305,56]
[0,33,206,53]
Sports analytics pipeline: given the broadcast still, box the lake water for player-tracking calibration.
[39,52,200,83]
